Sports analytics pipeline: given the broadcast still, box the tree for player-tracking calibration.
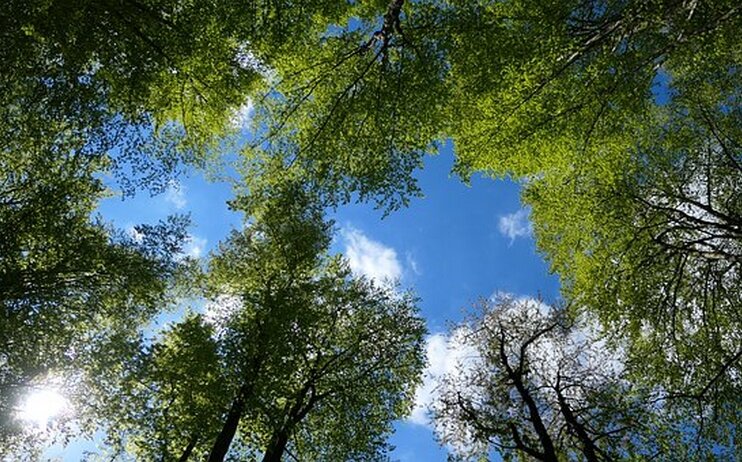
[239,0,739,203]
[432,295,707,462]
[218,260,425,462]
[203,182,425,461]
[89,180,426,461]
[524,95,741,451]
[0,148,191,453]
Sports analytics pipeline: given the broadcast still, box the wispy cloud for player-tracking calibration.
[406,252,421,276]
[183,235,207,259]
[489,291,552,316]
[164,181,187,210]
[341,227,402,284]
[498,208,532,243]
[230,98,255,129]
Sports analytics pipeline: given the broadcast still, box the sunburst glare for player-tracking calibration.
[17,389,68,427]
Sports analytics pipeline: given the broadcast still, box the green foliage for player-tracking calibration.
[204,186,426,461]
[249,4,451,210]
[0,148,190,451]
[87,183,426,461]
[524,99,741,457]
[81,314,231,461]
[241,0,740,206]
[0,0,362,196]
[3,0,257,126]
[238,2,739,457]
[239,6,741,455]
[2,0,740,459]
[259,271,426,461]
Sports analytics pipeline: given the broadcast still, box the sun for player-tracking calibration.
[17,389,68,427]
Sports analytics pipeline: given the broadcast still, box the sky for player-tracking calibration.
[47,140,560,460]
[330,149,561,460]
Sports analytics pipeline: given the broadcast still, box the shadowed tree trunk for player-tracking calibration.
[207,381,252,462]
[261,429,291,462]
[261,381,318,462]
[499,329,559,462]
[177,434,198,462]
[207,309,271,462]
[555,380,600,462]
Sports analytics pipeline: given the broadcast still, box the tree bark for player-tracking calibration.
[261,429,290,462]
[556,388,600,462]
[177,434,198,462]
[207,327,267,462]
[499,330,559,462]
[207,388,247,462]
[260,381,317,462]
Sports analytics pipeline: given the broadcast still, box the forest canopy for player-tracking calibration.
[0,0,739,460]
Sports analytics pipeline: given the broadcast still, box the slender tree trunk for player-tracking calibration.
[207,391,246,462]
[177,434,198,462]
[556,390,600,462]
[499,331,559,462]
[260,381,317,462]
[261,429,290,462]
[207,347,265,462]
[511,376,559,462]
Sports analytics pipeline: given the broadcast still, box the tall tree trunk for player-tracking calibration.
[207,349,265,462]
[177,434,198,462]
[499,331,559,462]
[260,381,317,462]
[261,429,290,462]
[556,389,600,462]
[207,391,246,462]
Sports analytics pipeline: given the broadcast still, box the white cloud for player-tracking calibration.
[341,227,402,284]
[183,235,207,259]
[408,331,479,427]
[164,181,187,210]
[489,291,553,316]
[230,98,254,129]
[126,225,144,244]
[498,208,532,243]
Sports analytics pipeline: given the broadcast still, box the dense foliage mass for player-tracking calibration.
[79,185,425,461]
[0,148,190,454]
[0,0,739,460]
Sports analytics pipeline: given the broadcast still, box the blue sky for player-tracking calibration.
[330,149,561,460]
[53,141,560,460]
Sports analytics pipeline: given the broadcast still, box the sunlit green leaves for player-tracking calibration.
[0,149,190,451]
